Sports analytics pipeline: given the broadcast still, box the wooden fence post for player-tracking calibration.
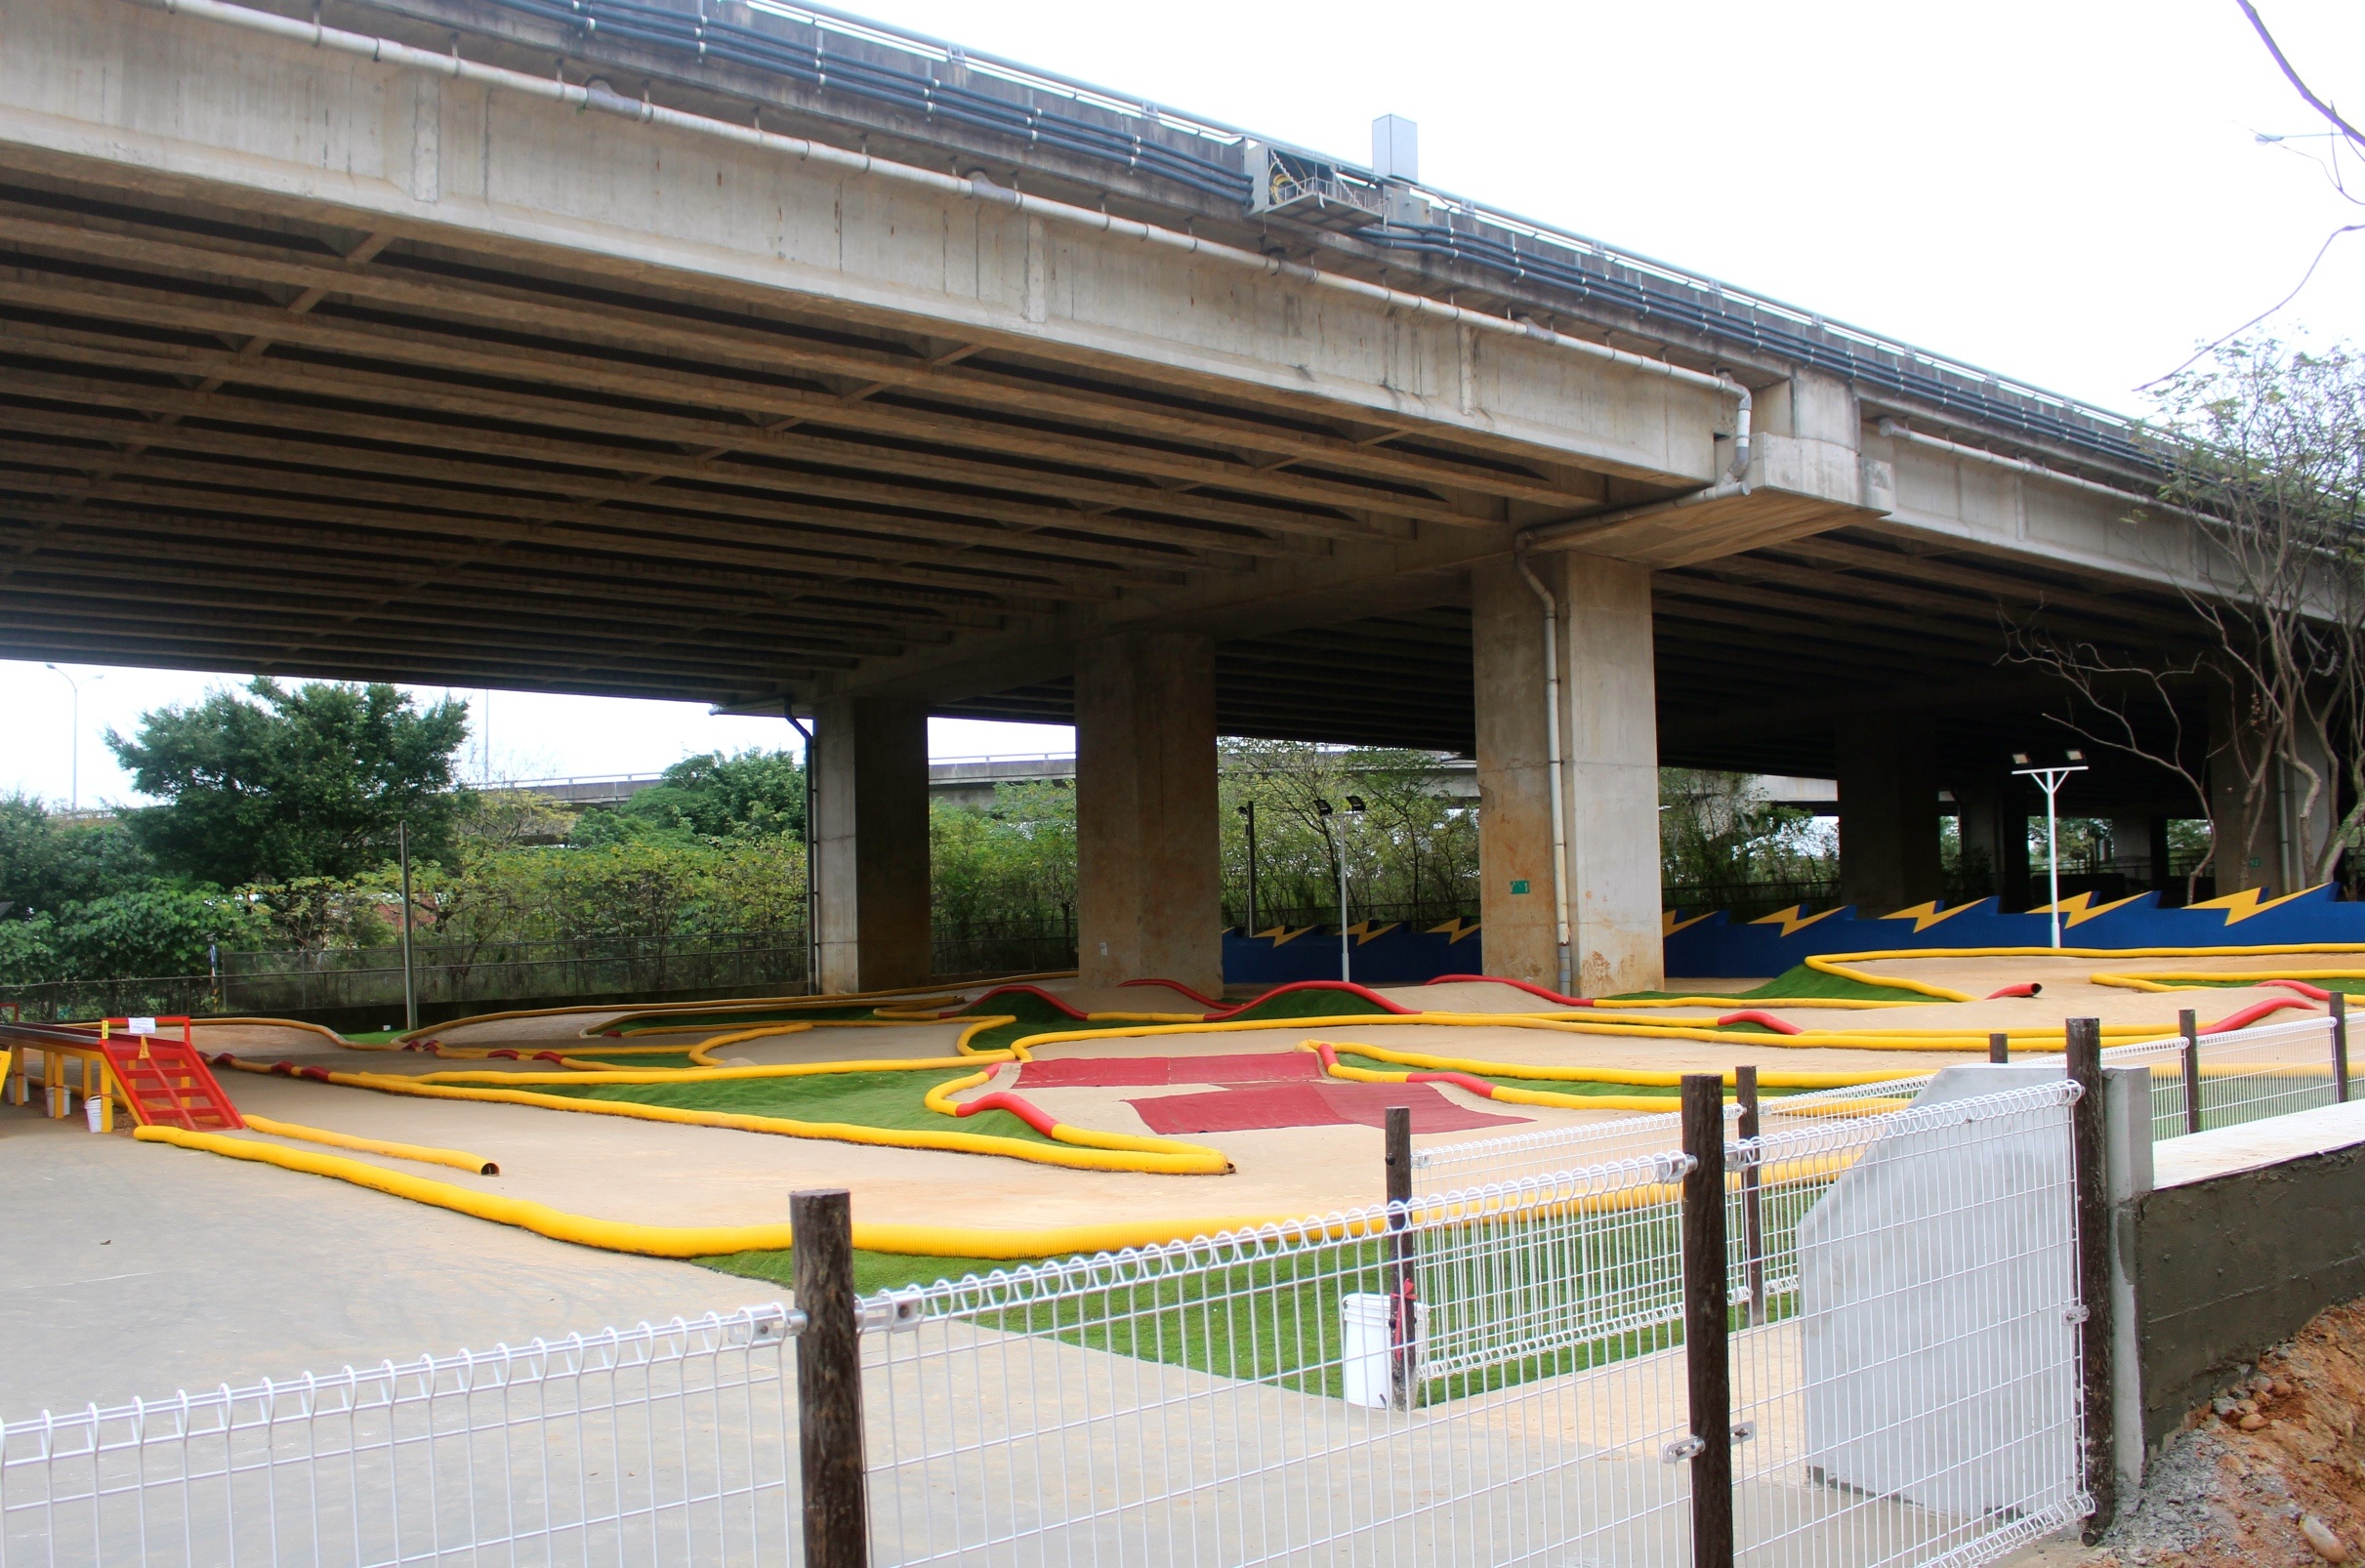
[1733,1065,1763,1331]
[791,1189,868,1568]
[1385,1104,1417,1411]
[2333,992,2350,1104]
[2179,1009,2202,1135]
[2066,1019,2116,1540]
[1681,1074,1733,1568]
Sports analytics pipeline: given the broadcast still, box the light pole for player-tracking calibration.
[397,819,418,1034]
[42,664,103,810]
[1315,797,1366,982]
[1236,801,1259,934]
[2012,751,2088,949]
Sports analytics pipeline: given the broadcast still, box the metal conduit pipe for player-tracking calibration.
[1512,544,1574,1000]
[1875,418,2179,515]
[1502,373,1745,997]
[147,0,1757,410]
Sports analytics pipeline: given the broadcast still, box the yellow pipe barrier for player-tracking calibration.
[240,1113,500,1176]
[133,1126,1319,1258]
[218,1058,1230,1176]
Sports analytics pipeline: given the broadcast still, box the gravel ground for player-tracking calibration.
[2079,1297,2365,1566]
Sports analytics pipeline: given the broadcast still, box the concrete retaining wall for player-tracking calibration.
[2130,1102,2365,1450]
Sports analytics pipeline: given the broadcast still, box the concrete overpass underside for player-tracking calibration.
[0,0,2267,999]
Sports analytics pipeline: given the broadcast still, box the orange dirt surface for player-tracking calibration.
[2083,1296,2365,1567]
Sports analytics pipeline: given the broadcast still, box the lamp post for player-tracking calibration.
[397,819,418,1033]
[1314,797,1366,982]
[42,664,103,810]
[1236,801,1259,935]
[2012,751,2088,949]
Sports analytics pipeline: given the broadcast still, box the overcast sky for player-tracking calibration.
[7,0,2361,806]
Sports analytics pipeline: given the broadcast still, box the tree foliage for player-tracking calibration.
[567,750,806,848]
[107,679,471,887]
[1658,770,1836,909]
[0,793,157,918]
[2008,338,2365,895]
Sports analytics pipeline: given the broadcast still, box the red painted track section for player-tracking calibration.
[1017,1052,1317,1089]
[1127,1081,1523,1135]
[1426,974,1596,1007]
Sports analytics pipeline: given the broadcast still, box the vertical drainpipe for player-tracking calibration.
[1509,375,1750,1000]
[1513,548,1575,999]
[786,713,821,995]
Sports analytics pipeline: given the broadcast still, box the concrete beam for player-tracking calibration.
[812,698,931,992]
[1074,633,1223,996]
[0,0,1726,488]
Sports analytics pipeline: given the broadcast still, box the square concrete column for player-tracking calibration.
[1472,554,1664,996]
[1837,716,1940,913]
[1956,777,2032,910]
[1074,632,1223,996]
[812,697,931,993]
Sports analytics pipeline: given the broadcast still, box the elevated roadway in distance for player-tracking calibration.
[0,0,2278,994]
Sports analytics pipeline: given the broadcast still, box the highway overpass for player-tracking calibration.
[0,0,2297,995]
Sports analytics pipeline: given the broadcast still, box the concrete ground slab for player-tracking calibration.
[0,1114,777,1420]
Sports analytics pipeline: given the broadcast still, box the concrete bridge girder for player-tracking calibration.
[0,0,2262,995]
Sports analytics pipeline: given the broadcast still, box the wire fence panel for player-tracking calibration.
[862,1168,1703,1568]
[1726,1081,2088,1568]
[0,1307,802,1568]
[2096,1013,2345,1141]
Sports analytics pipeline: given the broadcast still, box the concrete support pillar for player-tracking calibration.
[1955,778,2028,906]
[1074,632,1223,996]
[1836,716,1940,913]
[1472,554,1664,996]
[812,698,931,993]
[2108,816,2156,886]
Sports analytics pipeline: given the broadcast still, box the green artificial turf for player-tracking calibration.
[532,1065,1059,1146]
[606,1004,897,1035]
[1607,962,1925,1006]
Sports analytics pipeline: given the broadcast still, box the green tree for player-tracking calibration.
[107,680,471,887]
[50,887,264,978]
[0,793,157,917]
[568,750,807,848]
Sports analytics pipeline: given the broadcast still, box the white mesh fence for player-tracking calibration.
[858,1079,2088,1566]
[1415,1006,2353,1200]
[5,1081,2095,1568]
[2099,1011,2349,1140]
[1725,1079,2088,1567]
[0,1304,801,1567]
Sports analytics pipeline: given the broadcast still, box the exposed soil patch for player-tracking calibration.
[2086,1297,2365,1565]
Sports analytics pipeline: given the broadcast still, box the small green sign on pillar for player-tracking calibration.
[1509,879,1531,895]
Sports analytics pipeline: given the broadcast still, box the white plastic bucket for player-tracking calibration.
[1339,1292,1427,1409]
[85,1093,105,1132]
[45,1084,72,1119]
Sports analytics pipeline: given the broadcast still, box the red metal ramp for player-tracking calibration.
[100,1020,243,1131]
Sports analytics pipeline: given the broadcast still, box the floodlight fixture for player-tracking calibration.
[2012,752,2092,949]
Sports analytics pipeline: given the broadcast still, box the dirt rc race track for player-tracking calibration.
[8,948,2363,1268]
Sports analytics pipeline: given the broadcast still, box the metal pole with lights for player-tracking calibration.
[2012,750,2089,949]
[43,664,104,811]
[1237,801,1259,935]
[1315,797,1366,982]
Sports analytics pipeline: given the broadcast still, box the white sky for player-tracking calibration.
[6,0,2362,807]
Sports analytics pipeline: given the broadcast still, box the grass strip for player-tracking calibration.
[533,1066,1060,1146]
[1608,962,1925,1006]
